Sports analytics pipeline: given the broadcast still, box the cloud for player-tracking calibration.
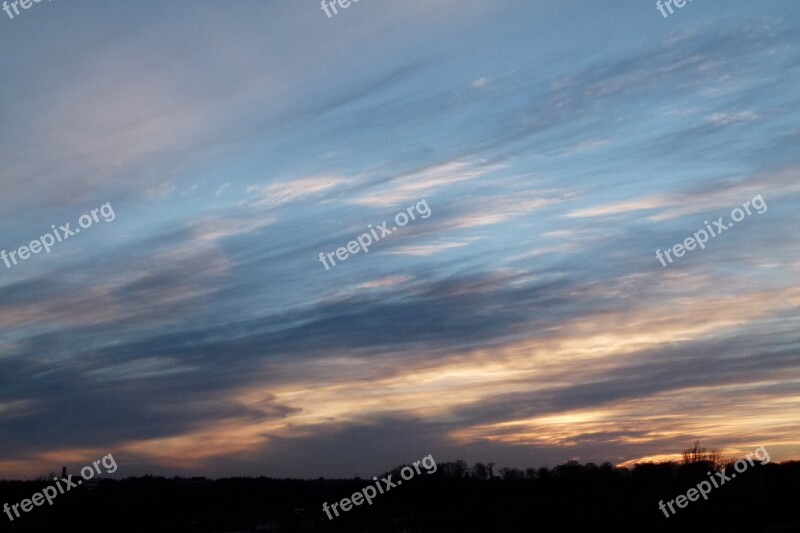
[246,176,348,208]
[566,166,800,221]
[386,242,470,256]
[567,197,672,219]
[360,276,414,289]
[705,111,762,126]
[351,160,505,207]
[215,182,232,197]
[1,4,799,479]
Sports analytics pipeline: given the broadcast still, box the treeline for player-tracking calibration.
[1,458,798,532]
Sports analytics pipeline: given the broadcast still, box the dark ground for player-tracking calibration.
[1,460,798,532]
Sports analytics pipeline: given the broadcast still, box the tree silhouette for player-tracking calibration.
[472,462,489,480]
[682,439,724,469]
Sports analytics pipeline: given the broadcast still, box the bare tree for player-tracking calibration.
[682,440,703,464]
[682,440,724,470]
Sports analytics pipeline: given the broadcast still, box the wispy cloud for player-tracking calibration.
[352,160,505,207]
[386,242,470,256]
[246,176,348,208]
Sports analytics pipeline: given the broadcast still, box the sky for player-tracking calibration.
[0,0,798,479]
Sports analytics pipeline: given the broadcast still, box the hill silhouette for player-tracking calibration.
[1,448,798,532]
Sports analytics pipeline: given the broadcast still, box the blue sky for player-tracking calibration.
[0,0,799,478]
